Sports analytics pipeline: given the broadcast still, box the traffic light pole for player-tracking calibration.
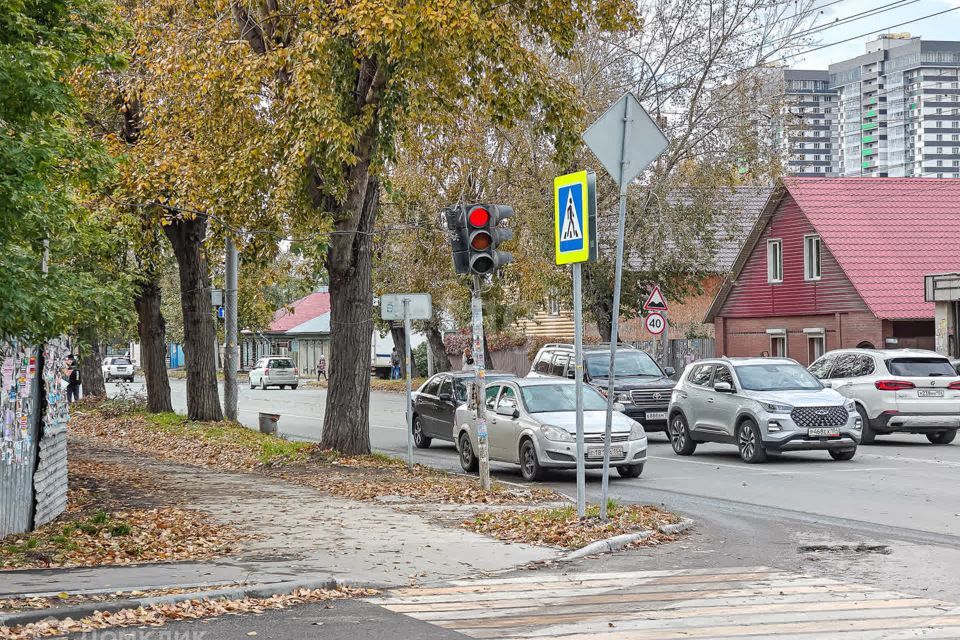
[471,275,491,490]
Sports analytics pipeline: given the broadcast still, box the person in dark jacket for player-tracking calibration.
[65,354,81,403]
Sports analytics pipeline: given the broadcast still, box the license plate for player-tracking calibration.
[645,411,666,421]
[587,446,624,459]
[918,389,944,397]
[808,427,839,437]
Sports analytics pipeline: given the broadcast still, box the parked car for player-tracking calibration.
[668,357,860,463]
[410,370,516,448]
[527,343,675,432]
[249,356,299,390]
[809,348,960,445]
[454,378,647,481]
[101,357,135,383]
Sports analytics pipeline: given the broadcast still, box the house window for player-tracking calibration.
[804,328,826,362]
[767,239,783,284]
[767,329,787,357]
[804,235,821,281]
[546,296,560,316]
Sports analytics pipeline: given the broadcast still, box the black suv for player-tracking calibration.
[528,343,676,432]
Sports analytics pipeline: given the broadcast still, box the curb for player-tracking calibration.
[558,518,696,562]
[0,576,384,629]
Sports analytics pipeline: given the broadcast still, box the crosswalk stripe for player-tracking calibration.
[371,568,960,639]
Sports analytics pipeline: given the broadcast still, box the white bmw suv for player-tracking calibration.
[808,349,960,445]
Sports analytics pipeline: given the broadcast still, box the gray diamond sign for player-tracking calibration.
[582,92,668,187]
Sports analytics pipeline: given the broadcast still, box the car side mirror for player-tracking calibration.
[714,382,734,393]
[496,406,519,418]
[821,380,833,388]
[664,366,676,377]
[613,402,625,412]
[439,392,453,402]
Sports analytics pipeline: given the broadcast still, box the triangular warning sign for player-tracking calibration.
[561,190,583,241]
[643,285,668,311]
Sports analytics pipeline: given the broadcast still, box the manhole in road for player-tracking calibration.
[798,543,891,555]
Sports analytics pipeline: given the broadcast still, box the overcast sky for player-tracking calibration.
[785,0,960,70]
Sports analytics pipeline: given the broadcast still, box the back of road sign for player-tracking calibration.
[554,171,597,265]
[381,294,432,321]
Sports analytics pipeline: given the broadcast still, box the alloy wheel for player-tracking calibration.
[739,424,756,460]
[521,445,536,478]
[670,417,686,451]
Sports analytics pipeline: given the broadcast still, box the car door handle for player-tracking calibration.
[706,398,715,403]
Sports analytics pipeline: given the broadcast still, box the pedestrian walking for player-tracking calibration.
[316,354,327,381]
[65,354,81,404]
[391,347,401,380]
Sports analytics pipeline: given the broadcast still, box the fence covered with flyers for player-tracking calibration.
[0,338,71,537]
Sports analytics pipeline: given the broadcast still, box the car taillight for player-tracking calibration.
[875,380,915,391]
[293,368,299,376]
[265,368,271,376]
[948,381,960,390]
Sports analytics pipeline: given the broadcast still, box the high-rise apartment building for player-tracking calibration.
[777,70,839,177]
[828,34,960,177]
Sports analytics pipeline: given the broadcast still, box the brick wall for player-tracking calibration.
[716,312,883,365]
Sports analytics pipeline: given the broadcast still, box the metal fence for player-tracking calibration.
[0,338,70,538]
[634,338,716,379]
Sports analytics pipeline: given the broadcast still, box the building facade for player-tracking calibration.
[828,34,960,178]
[778,70,839,177]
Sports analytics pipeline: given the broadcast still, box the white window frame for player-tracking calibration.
[766,328,788,357]
[804,234,822,281]
[804,328,826,361]
[767,239,783,284]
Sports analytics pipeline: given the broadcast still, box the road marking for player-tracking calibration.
[371,567,960,639]
[858,452,960,468]
[647,455,901,475]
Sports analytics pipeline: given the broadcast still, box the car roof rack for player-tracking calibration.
[541,343,574,350]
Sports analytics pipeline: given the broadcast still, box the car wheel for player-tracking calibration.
[829,447,857,461]
[616,464,644,478]
[857,405,876,444]
[737,419,767,464]
[413,416,432,449]
[459,433,478,472]
[291,385,298,390]
[927,429,957,445]
[669,413,697,456]
[127,377,134,383]
[519,439,544,482]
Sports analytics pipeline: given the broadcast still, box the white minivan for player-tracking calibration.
[249,356,299,390]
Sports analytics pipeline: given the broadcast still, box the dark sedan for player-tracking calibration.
[411,370,516,448]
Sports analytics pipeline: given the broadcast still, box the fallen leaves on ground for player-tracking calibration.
[0,585,246,613]
[0,587,376,640]
[465,503,683,549]
[0,454,248,570]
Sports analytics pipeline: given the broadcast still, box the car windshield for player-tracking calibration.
[734,363,822,391]
[887,357,957,377]
[520,384,608,413]
[585,351,662,378]
[112,358,131,365]
[454,376,514,401]
[271,359,294,369]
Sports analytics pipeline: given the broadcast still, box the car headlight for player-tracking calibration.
[540,425,574,442]
[761,401,793,414]
[614,392,632,404]
[845,400,856,412]
[629,422,646,441]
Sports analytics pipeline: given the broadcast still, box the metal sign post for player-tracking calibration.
[583,93,669,520]
[380,293,433,472]
[471,277,490,490]
[554,170,597,519]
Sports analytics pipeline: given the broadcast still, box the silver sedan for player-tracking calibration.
[454,378,647,481]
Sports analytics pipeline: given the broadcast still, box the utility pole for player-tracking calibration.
[471,276,491,490]
[224,237,239,421]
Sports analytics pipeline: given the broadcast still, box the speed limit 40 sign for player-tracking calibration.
[645,312,667,335]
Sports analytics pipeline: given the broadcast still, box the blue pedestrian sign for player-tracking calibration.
[554,170,597,265]
[217,306,225,319]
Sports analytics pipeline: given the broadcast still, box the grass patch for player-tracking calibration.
[466,502,683,550]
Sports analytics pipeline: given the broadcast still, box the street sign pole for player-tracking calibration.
[572,262,586,519]
[471,276,490,490]
[403,298,414,471]
[661,309,670,367]
[600,95,633,521]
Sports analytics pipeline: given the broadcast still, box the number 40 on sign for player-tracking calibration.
[645,312,666,335]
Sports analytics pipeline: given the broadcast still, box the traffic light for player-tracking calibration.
[445,206,470,274]
[464,204,513,275]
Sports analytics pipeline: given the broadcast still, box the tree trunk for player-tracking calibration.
[134,276,173,413]
[389,323,419,379]
[163,217,223,421]
[426,324,450,373]
[320,179,379,455]
[78,328,105,399]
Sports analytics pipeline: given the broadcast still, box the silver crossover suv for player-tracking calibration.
[454,378,648,481]
[667,358,861,463]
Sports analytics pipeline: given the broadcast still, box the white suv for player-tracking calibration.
[808,349,960,445]
[102,356,135,383]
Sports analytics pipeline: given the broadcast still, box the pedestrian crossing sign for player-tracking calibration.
[554,170,597,265]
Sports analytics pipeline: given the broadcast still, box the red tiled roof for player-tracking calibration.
[269,291,330,332]
[784,177,960,320]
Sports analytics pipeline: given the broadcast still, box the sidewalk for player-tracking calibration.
[1,443,556,599]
